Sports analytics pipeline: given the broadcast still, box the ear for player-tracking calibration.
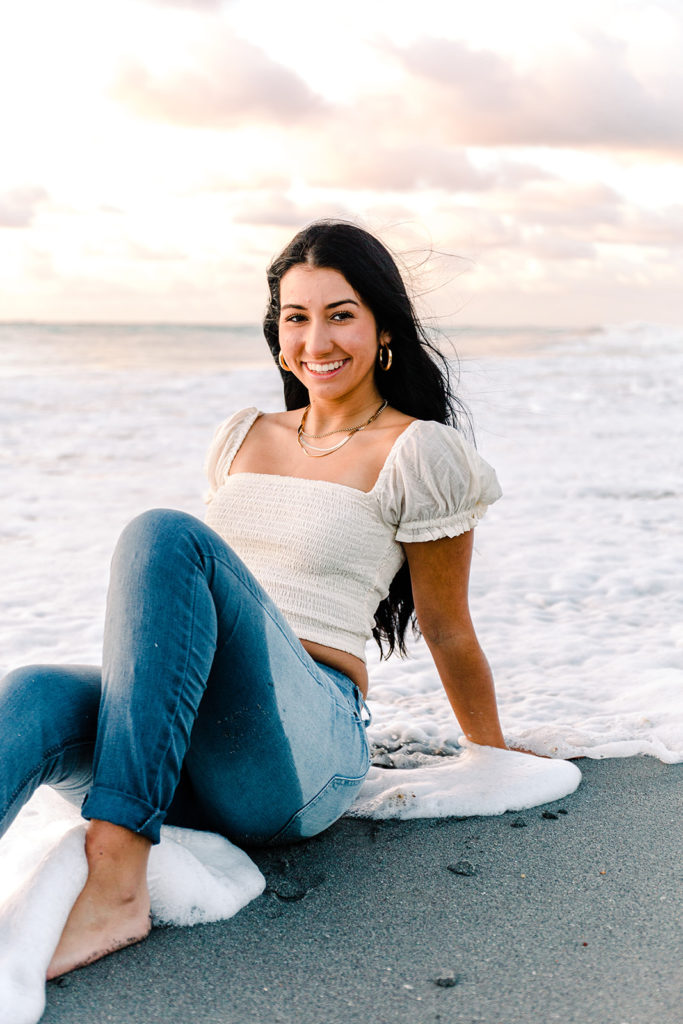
[378,330,391,347]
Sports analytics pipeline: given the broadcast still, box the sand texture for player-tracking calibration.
[38,757,682,1024]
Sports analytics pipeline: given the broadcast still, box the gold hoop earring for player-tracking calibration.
[378,343,393,371]
[278,351,292,372]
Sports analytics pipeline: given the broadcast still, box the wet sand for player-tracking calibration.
[41,756,681,1024]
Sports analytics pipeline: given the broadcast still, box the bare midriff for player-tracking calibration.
[300,639,369,698]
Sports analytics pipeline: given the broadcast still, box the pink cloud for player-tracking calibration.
[300,107,555,192]
[310,142,494,191]
[232,193,354,228]
[434,204,521,251]
[394,34,683,150]
[597,205,683,246]
[193,171,292,193]
[0,186,49,228]
[139,1,226,8]
[111,35,324,128]
[126,240,188,261]
[511,182,623,227]
[523,234,598,261]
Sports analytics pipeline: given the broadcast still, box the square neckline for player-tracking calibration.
[225,408,421,496]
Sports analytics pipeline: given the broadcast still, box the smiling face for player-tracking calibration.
[278,264,387,410]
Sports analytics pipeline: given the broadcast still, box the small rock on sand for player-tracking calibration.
[434,972,459,987]
[447,860,477,876]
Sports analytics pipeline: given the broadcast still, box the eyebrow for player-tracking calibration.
[281,298,360,311]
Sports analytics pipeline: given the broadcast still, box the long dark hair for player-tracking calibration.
[263,219,467,658]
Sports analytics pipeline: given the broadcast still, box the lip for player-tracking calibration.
[301,358,350,379]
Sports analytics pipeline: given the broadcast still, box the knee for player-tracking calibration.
[120,508,195,543]
[1,664,53,704]
[115,509,201,562]
[0,664,100,726]
[112,510,232,590]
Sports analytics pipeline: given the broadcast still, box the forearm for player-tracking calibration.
[425,633,506,749]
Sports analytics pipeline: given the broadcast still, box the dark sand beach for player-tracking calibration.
[41,757,681,1024]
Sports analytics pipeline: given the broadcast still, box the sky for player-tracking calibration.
[1,0,682,326]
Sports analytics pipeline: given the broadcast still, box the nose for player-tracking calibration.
[304,316,335,358]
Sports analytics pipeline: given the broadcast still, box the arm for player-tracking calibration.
[403,530,507,750]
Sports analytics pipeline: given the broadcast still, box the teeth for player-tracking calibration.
[306,360,346,373]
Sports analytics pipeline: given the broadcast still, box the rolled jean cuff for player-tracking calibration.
[81,786,166,844]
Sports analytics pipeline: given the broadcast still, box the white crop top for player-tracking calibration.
[204,407,502,663]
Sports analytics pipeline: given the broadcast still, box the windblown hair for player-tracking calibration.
[263,219,467,658]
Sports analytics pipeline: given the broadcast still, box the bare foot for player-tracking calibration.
[47,820,152,980]
[47,880,151,979]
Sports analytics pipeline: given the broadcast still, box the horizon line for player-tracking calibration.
[0,319,603,332]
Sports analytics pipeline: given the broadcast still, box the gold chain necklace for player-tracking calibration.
[297,400,388,458]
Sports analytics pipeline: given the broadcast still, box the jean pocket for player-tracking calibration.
[267,769,368,844]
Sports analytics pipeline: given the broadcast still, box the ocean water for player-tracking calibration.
[1,322,682,787]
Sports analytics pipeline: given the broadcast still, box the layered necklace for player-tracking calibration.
[297,399,388,458]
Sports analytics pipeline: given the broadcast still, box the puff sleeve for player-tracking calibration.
[376,420,502,542]
[204,406,260,502]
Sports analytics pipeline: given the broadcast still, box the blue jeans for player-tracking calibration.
[0,510,371,846]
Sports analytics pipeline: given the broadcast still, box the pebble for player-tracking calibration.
[542,811,559,820]
[510,818,527,828]
[434,972,459,988]
[372,753,396,769]
[447,860,477,876]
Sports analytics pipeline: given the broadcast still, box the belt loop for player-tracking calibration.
[354,685,372,726]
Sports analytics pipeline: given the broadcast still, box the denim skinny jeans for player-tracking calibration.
[0,510,371,846]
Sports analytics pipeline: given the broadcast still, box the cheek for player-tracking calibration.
[278,326,295,351]
[356,334,380,364]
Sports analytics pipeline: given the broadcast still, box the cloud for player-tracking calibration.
[189,170,292,194]
[511,182,623,228]
[393,33,683,150]
[23,247,57,280]
[126,240,188,261]
[310,141,494,192]
[597,205,683,246]
[433,204,521,252]
[185,116,554,197]
[138,0,226,8]
[299,106,555,192]
[436,182,683,265]
[111,34,324,128]
[0,187,49,228]
[232,193,355,228]
[507,185,683,248]
[523,235,598,262]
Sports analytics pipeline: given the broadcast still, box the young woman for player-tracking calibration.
[0,220,505,979]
